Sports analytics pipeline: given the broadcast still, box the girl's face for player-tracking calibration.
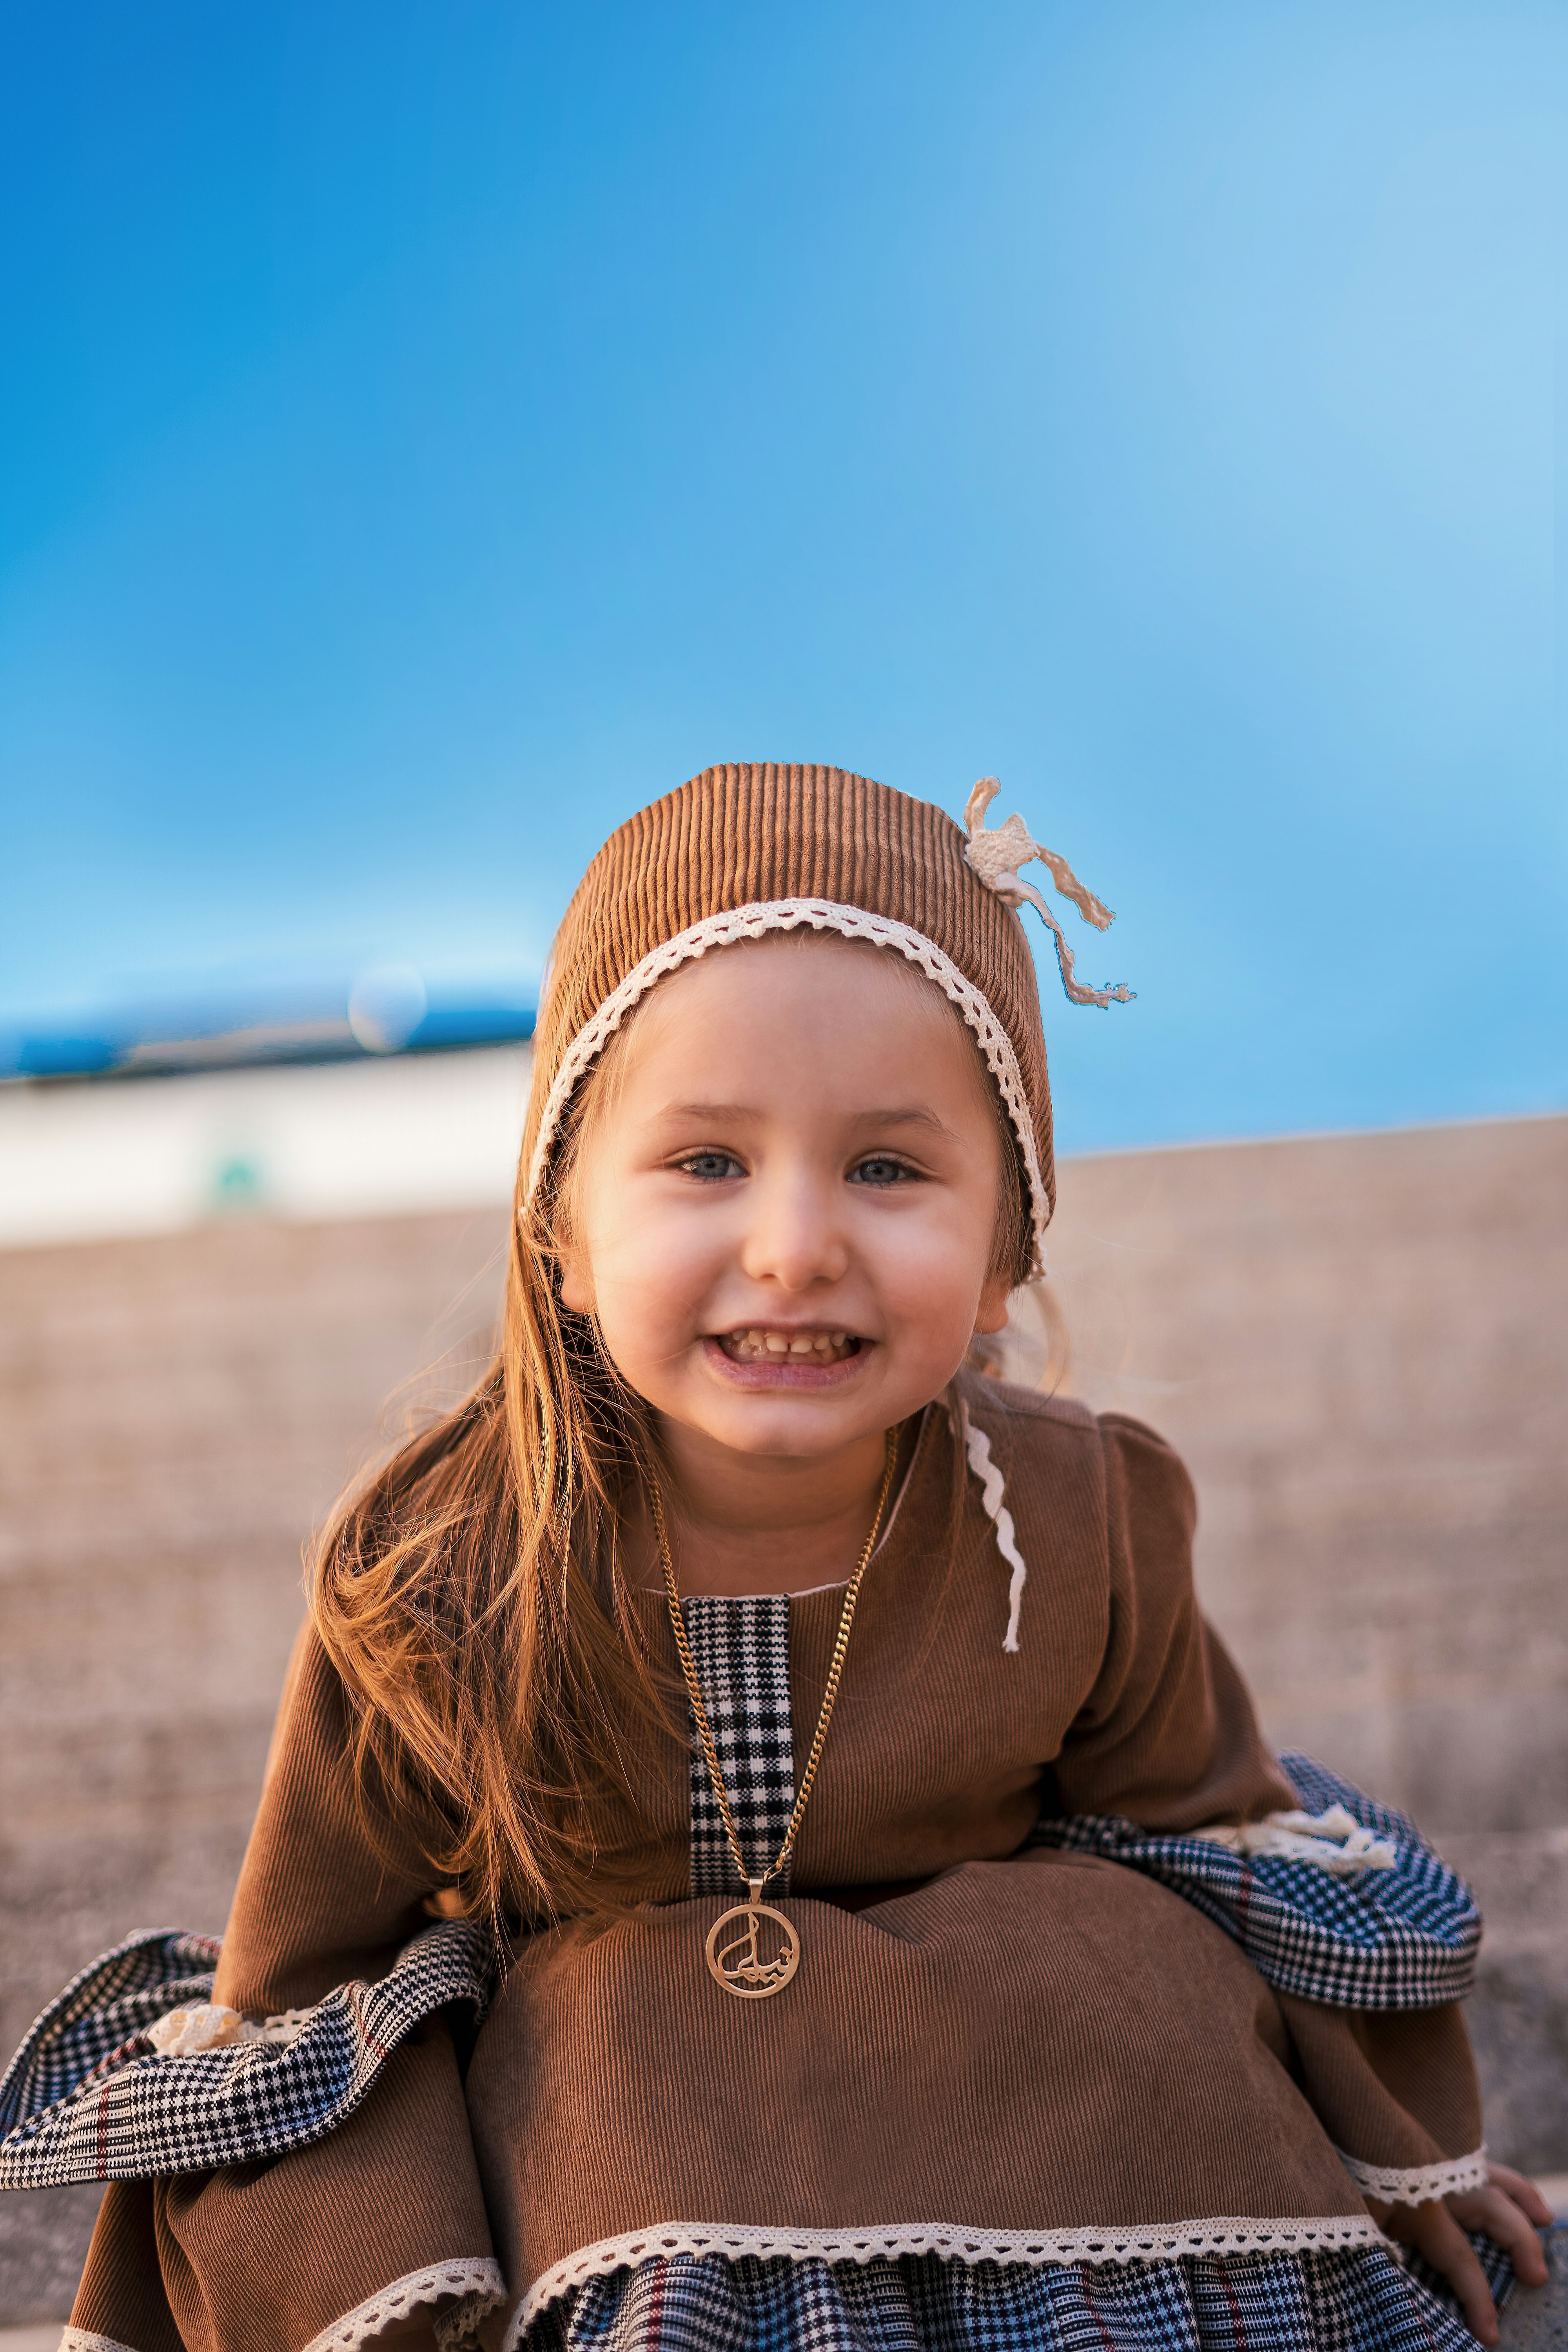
[558,933,1014,1467]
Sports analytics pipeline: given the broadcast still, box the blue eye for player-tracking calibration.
[850,1157,913,1187]
[679,1152,743,1181]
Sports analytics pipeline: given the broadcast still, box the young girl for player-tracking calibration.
[2,763,1552,2352]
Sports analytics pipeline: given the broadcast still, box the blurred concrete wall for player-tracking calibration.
[1,1112,1564,2317]
[0,1208,508,2070]
[1043,1112,1568,1833]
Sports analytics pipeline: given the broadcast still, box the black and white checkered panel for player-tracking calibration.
[0,1929,221,2131]
[682,1594,797,1900]
[1030,1753,1480,2011]
[0,1917,491,2191]
[526,2239,1511,2352]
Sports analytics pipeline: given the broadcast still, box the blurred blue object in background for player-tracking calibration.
[0,977,535,1083]
[8,1032,121,1081]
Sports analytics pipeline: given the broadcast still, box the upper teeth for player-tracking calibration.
[728,1328,851,1358]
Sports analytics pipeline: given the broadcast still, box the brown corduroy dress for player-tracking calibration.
[65,1381,1484,2352]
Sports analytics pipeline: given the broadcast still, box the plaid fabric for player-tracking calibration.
[0,1930,221,2127]
[0,1918,489,2189]
[1029,1754,1479,2011]
[526,2241,1512,2352]
[684,1595,797,1899]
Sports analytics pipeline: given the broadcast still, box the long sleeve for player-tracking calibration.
[1278,1997,1485,2203]
[69,1619,504,2352]
[213,1616,451,2014]
[1053,1413,1299,1828]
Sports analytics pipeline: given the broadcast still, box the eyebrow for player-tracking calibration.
[658,1103,758,1123]
[658,1102,960,1140]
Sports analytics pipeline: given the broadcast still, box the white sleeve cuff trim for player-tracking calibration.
[1337,2147,1490,2204]
[304,2256,506,2352]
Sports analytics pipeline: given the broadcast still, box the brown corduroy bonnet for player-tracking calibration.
[521,762,1131,1281]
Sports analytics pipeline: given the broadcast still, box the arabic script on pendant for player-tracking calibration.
[706,1899,801,1998]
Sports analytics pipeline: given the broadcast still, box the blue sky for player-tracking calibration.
[1,0,1563,1150]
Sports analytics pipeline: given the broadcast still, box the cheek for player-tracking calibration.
[579,1190,726,1332]
[859,1191,996,1327]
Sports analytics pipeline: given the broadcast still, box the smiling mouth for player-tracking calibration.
[718,1327,862,1365]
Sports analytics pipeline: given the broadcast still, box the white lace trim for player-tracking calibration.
[957,1400,1029,1651]
[435,2281,509,2352]
[146,1998,316,2055]
[304,2256,506,2352]
[523,899,1050,1274]
[61,2333,140,2352]
[506,2214,1387,2339]
[1336,2147,1490,2205]
[1194,1807,1399,1875]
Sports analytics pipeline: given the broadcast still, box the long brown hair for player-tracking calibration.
[309,963,1033,1931]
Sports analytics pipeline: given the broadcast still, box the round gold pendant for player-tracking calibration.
[705,1899,800,1998]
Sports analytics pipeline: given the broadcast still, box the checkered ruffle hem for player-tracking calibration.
[523,2239,1516,2352]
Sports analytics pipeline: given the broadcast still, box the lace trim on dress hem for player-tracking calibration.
[303,2256,506,2352]
[62,2332,140,2351]
[506,2214,1388,2343]
[1336,2147,1490,2204]
[522,899,1051,1275]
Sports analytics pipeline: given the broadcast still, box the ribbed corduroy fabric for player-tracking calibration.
[523,765,1057,1269]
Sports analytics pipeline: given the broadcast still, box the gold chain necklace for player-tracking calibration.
[652,1428,899,2000]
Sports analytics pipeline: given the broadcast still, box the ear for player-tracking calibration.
[557,1242,596,1318]
[972,1269,1012,1338]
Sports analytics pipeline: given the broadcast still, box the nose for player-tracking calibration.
[737,1164,849,1294]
